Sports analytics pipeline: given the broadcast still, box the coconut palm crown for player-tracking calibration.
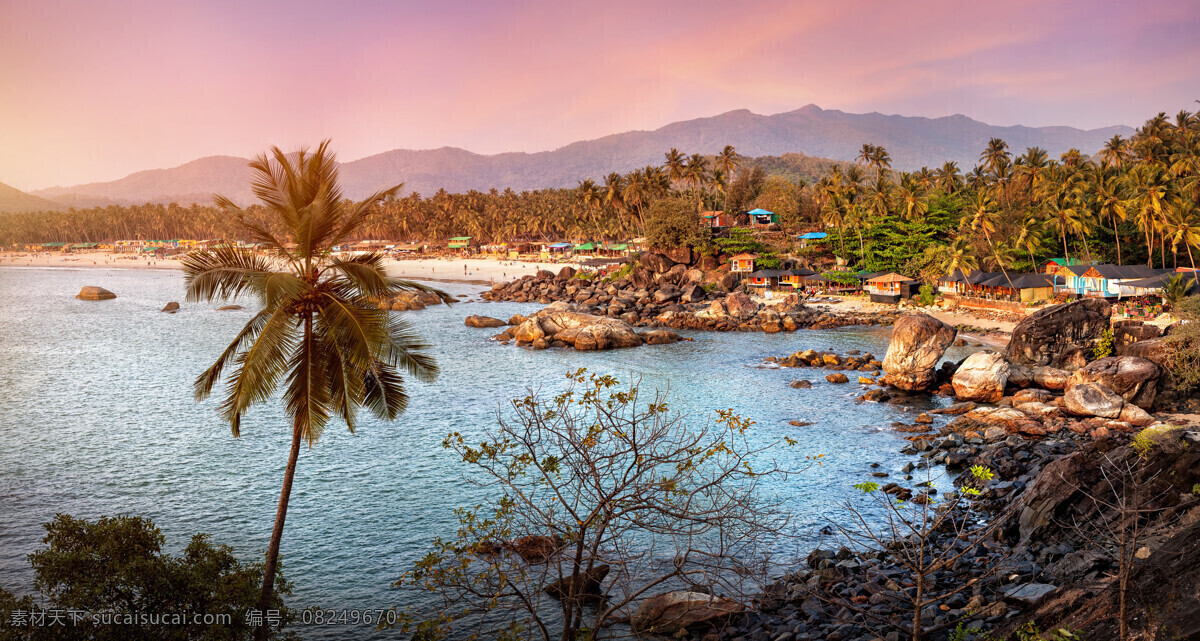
[182,140,449,637]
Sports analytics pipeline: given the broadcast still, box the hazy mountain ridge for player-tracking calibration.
[21,106,1135,208]
[0,182,64,213]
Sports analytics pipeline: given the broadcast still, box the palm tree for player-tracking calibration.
[1100,134,1131,169]
[945,237,979,276]
[715,145,741,184]
[663,148,685,191]
[1126,164,1169,266]
[1162,273,1197,310]
[1089,164,1128,264]
[936,162,961,194]
[967,190,1011,284]
[1165,203,1200,270]
[183,142,446,639]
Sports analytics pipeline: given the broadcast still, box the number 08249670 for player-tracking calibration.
[300,609,398,626]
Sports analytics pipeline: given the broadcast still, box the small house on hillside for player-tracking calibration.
[729,253,759,273]
[796,232,827,248]
[448,236,472,250]
[701,211,730,228]
[865,273,916,303]
[747,208,778,225]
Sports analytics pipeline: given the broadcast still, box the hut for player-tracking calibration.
[729,253,759,274]
[865,273,916,303]
[745,269,783,290]
[796,232,827,248]
[701,211,730,228]
[747,208,778,226]
[779,268,817,288]
[448,237,473,250]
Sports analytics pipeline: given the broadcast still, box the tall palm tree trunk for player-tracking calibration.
[256,422,302,640]
[1112,215,1122,265]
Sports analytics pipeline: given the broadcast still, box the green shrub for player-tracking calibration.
[918,284,935,307]
[1093,328,1114,359]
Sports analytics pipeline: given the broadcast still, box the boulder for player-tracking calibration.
[1012,388,1054,404]
[509,535,562,563]
[643,329,682,345]
[76,286,116,301]
[1005,299,1111,368]
[1032,365,1071,390]
[789,380,813,389]
[544,564,609,600]
[679,283,705,303]
[630,591,744,636]
[881,313,958,392]
[1018,452,1088,542]
[951,351,1011,402]
[1118,403,1155,427]
[953,407,1044,435]
[555,266,576,280]
[694,301,728,321]
[722,292,758,318]
[682,268,704,284]
[1116,337,1174,369]
[216,305,244,311]
[1007,362,1034,388]
[464,315,506,328]
[514,309,644,351]
[826,373,849,384]
[1063,382,1125,418]
[507,314,527,326]
[160,301,180,313]
[1069,356,1159,409]
[535,269,555,280]
[640,251,676,274]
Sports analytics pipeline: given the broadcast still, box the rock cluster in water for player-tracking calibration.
[476,302,683,351]
[76,286,116,300]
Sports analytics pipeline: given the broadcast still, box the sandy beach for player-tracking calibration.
[0,252,578,285]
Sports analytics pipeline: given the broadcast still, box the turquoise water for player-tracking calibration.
[0,268,966,638]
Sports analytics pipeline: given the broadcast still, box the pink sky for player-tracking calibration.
[1,0,1198,191]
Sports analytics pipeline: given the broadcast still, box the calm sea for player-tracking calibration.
[0,267,970,638]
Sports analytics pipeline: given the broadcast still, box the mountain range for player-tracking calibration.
[12,105,1135,210]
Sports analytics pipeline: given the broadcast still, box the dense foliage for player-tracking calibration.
[0,515,294,641]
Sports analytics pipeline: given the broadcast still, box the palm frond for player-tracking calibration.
[283,325,334,446]
[218,305,300,436]
[194,309,271,402]
[183,246,279,302]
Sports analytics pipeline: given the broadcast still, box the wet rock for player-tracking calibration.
[826,373,849,384]
[76,286,116,301]
[881,313,957,392]
[464,315,506,328]
[544,564,609,600]
[216,305,244,311]
[790,380,813,389]
[160,301,179,313]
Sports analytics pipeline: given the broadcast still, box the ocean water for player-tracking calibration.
[0,268,971,638]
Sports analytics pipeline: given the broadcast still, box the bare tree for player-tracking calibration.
[393,369,811,641]
[810,464,1017,641]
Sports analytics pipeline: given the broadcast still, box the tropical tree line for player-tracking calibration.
[816,108,1200,276]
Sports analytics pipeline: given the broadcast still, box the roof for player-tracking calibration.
[548,242,572,248]
[1121,272,1197,291]
[449,236,472,241]
[781,268,817,277]
[1044,257,1083,267]
[730,253,759,260]
[574,243,596,251]
[604,244,628,251]
[797,232,828,240]
[866,273,916,284]
[700,211,724,218]
[748,269,784,278]
[747,208,774,216]
[1005,273,1055,289]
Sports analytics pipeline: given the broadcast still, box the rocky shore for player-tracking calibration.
[626,298,1197,641]
[481,258,895,333]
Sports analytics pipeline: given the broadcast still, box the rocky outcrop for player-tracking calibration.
[161,301,179,313]
[1069,356,1159,409]
[881,313,957,392]
[76,286,116,300]
[951,351,1011,402]
[630,591,744,636]
[216,305,243,311]
[1005,299,1111,369]
[378,290,445,311]
[507,306,671,351]
[464,315,506,328]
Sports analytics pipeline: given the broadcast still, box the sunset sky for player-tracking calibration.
[2,0,1198,191]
